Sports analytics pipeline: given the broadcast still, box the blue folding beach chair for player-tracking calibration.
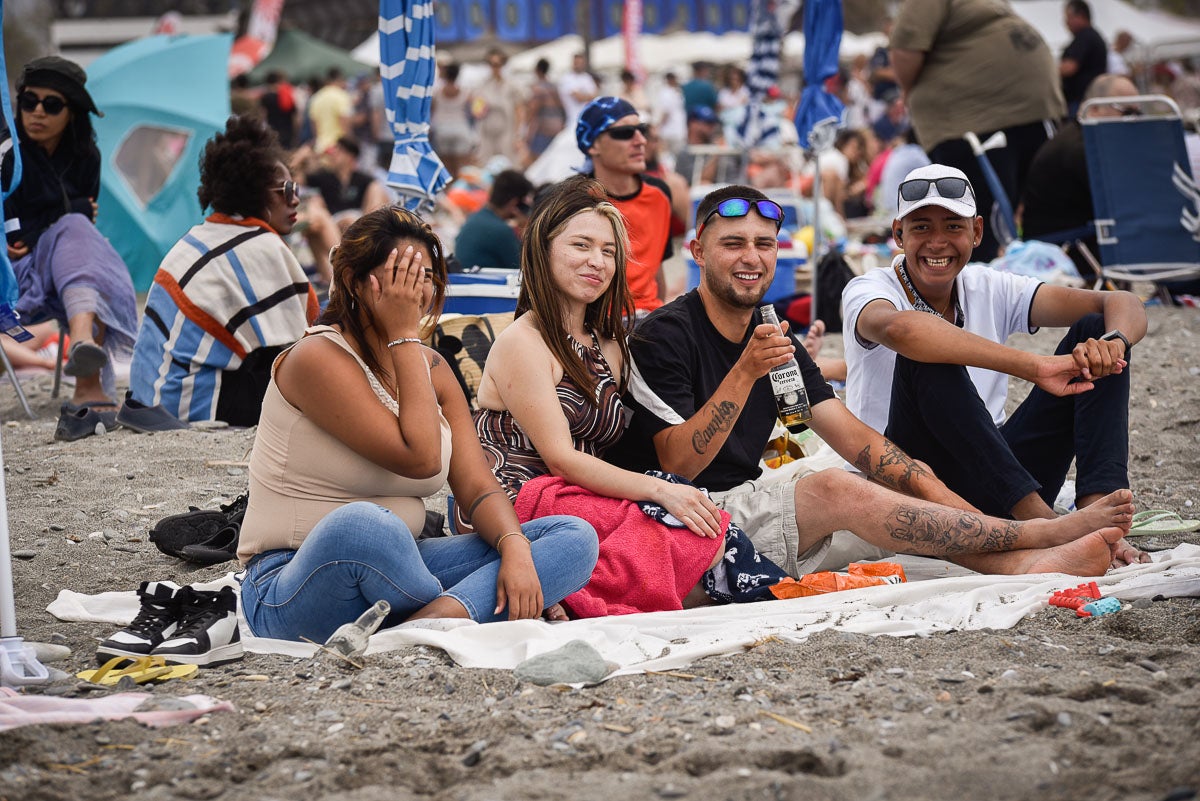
[1080,94,1200,288]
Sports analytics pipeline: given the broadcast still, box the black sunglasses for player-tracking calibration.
[18,91,67,115]
[272,180,299,204]
[898,177,974,203]
[696,198,784,237]
[604,123,651,141]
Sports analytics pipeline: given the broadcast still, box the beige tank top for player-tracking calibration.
[237,325,451,564]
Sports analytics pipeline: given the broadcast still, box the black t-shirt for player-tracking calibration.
[1062,27,1108,106]
[307,169,374,215]
[261,90,297,149]
[1020,121,1091,237]
[606,290,836,492]
[3,139,100,248]
[869,45,898,101]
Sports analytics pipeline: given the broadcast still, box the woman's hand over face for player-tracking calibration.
[368,245,427,341]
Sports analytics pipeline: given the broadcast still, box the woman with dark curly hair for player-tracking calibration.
[235,206,597,642]
[2,56,139,441]
[120,115,319,431]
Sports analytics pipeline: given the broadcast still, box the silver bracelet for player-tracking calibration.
[386,337,423,348]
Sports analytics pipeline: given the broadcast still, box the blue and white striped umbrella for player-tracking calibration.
[735,0,783,148]
[379,0,451,213]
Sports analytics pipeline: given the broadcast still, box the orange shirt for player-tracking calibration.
[603,175,673,313]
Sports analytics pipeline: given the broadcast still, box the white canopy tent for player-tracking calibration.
[353,30,889,78]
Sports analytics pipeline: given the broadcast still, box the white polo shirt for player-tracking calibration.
[842,256,1042,435]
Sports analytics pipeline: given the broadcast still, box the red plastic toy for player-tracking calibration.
[1049,581,1120,617]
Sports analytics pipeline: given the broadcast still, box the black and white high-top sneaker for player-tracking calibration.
[96,580,184,663]
[152,586,244,667]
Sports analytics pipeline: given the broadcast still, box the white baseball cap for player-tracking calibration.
[896,164,978,220]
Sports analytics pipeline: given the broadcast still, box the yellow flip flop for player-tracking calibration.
[77,656,198,685]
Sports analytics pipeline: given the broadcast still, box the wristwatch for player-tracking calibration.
[1100,329,1132,357]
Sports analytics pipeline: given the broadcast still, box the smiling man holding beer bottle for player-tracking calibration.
[605,185,1135,580]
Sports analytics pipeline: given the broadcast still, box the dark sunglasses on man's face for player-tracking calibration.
[272,180,299,204]
[18,91,67,115]
[696,198,784,237]
[898,176,973,202]
[604,123,651,141]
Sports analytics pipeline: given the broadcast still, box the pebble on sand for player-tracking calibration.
[514,639,614,686]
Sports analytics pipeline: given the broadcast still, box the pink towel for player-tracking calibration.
[514,475,727,618]
[0,688,235,731]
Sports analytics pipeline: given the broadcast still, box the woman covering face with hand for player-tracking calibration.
[236,206,598,642]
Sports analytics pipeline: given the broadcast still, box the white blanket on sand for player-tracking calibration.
[48,545,1200,678]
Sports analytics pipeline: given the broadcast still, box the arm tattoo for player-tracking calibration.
[853,444,872,474]
[855,440,933,497]
[691,399,740,454]
[465,489,504,523]
[430,354,442,368]
[885,505,1020,555]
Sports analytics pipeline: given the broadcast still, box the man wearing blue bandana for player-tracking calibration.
[575,96,673,314]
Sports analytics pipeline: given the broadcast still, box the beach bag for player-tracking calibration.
[814,250,856,333]
[428,312,515,408]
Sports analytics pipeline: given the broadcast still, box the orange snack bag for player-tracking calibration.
[769,562,907,600]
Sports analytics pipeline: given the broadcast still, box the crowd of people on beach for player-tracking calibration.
[3,0,1180,663]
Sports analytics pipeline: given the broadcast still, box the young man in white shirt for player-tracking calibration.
[842,164,1148,566]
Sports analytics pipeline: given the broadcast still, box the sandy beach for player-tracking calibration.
[1,302,1198,801]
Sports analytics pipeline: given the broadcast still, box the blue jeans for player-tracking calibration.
[885,313,1130,517]
[239,502,598,642]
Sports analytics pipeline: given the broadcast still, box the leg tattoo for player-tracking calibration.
[886,505,1020,555]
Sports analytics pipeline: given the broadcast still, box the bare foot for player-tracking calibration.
[404,595,470,622]
[1027,489,1134,547]
[543,603,569,622]
[1014,526,1126,576]
[70,373,116,408]
[1110,537,1150,568]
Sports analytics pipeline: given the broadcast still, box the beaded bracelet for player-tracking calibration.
[386,337,423,348]
[494,531,529,551]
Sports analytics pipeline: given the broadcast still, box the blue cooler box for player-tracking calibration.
[444,269,521,315]
[683,247,806,304]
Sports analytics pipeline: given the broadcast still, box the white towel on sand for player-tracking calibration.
[48,545,1200,679]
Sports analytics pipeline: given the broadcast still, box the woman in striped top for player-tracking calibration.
[473,176,723,540]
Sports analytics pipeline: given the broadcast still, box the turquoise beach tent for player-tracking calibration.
[88,34,232,291]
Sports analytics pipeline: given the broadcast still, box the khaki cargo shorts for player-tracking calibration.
[711,472,893,578]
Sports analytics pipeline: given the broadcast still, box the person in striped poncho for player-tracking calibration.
[122,116,318,429]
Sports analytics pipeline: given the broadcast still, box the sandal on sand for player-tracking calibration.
[54,401,120,442]
[1127,510,1200,536]
[63,341,108,378]
[76,656,198,686]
